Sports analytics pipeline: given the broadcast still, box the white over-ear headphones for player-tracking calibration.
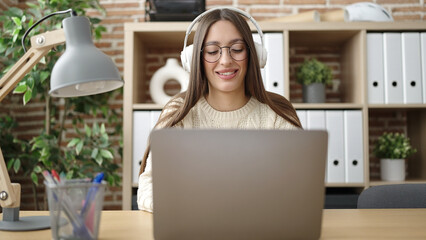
[180,7,267,72]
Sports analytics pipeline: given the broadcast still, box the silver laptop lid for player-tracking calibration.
[152,129,328,240]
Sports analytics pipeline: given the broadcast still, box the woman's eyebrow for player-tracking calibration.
[204,38,245,46]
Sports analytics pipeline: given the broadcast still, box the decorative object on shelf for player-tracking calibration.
[267,10,320,23]
[149,58,189,106]
[373,132,417,181]
[296,58,332,103]
[344,2,393,22]
[320,9,345,22]
[145,0,205,21]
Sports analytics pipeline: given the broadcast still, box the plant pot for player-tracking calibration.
[302,83,325,103]
[380,158,405,181]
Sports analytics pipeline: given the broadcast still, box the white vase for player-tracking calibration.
[380,158,405,181]
[149,58,189,105]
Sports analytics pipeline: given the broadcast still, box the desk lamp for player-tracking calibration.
[0,9,123,231]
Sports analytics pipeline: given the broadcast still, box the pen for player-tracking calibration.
[51,169,60,183]
[81,172,104,217]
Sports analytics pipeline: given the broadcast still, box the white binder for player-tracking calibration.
[402,32,422,103]
[151,110,162,128]
[325,111,345,183]
[421,33,426,104]
[383,33,403,103]
[344,110,364,183]
[252,34,266,86]
[132,111,152,184]
[367,33,385,104]
[264,33,285,96]
[307,110,326,130]
[296,110,307,129]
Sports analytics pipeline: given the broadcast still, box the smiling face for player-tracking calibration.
[202,20,248,97]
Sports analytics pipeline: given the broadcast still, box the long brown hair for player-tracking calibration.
[139,8,301,175]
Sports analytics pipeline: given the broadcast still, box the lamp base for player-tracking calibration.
[0,216,51,231]
[0,207,50,231]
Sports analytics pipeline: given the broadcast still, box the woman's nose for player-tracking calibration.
[219,48,233,65]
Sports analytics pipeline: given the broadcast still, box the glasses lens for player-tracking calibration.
[202,43,248,63]
[203,45,221,63]
[229,43,248,61]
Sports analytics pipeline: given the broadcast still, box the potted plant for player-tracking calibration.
[296,58,332,103]
[0,1,122,210]
[373,132,417,181]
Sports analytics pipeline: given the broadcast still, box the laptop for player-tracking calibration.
[151,129,328,240]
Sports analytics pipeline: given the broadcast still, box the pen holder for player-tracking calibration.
[45,179,106,240]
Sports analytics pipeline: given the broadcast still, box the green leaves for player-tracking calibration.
[0,1,121,193]
[64,122,119,179]
[13,85,27,94]
[374,132,417,159]
[0,0,106,105]
[13,158,21,173]
[296,58,332,86]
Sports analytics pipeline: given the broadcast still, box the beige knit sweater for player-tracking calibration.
[137,97,297,212]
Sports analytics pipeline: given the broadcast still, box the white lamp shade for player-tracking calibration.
[50,16,123,97]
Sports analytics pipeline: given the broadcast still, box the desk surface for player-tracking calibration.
[1,209,426,239]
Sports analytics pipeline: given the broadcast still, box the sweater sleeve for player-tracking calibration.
[137,152,153,212]
[137,96,185,212]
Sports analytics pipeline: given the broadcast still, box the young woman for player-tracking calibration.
[137,8,302,212]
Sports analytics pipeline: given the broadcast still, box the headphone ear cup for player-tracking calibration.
[180,44,194,72]
[254,42,267,68]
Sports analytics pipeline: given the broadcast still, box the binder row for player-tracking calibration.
[253,33,285,96]
[367,32,426,104]
[132,110,161,184]
[297,110,364,183]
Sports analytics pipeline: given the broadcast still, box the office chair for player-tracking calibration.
[357,184,426,208]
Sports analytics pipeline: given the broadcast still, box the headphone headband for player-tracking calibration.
[183,7,265,50]
[181,7,266,72]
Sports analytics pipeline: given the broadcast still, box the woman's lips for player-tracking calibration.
[216,70,238,80]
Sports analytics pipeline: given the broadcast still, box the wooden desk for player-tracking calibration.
[1,209,426,239]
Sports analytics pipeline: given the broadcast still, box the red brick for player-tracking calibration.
[103,49,124,56]
[101,33,124,39]
[377,0,418,3]
[113,26,124,32]
[239,0,279,4]
[107,10,145,17]
[285,0,326,5]
[100,18,135,24]
[95,42,112,48]
[101,3,141,9]
[250,7,293,14]
[392,7,426,13]
[206,0,233,5]
[393,15,422,21]
[329,0,373,4]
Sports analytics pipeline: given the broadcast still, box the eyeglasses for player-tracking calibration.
[201,43,248,63]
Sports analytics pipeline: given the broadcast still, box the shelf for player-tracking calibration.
[123,21,426,210]
[133,103,164,110]
[369,104,426,109]
[326,183,366,188]
[293,103,363,110]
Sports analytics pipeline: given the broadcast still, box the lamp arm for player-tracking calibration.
[0,29,65,102]
[0,28,65,208]
[0,149,20,208]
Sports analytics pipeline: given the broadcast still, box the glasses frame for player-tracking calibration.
[201,42,249,63]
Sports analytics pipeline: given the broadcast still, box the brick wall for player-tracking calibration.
[1,0,424,210]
